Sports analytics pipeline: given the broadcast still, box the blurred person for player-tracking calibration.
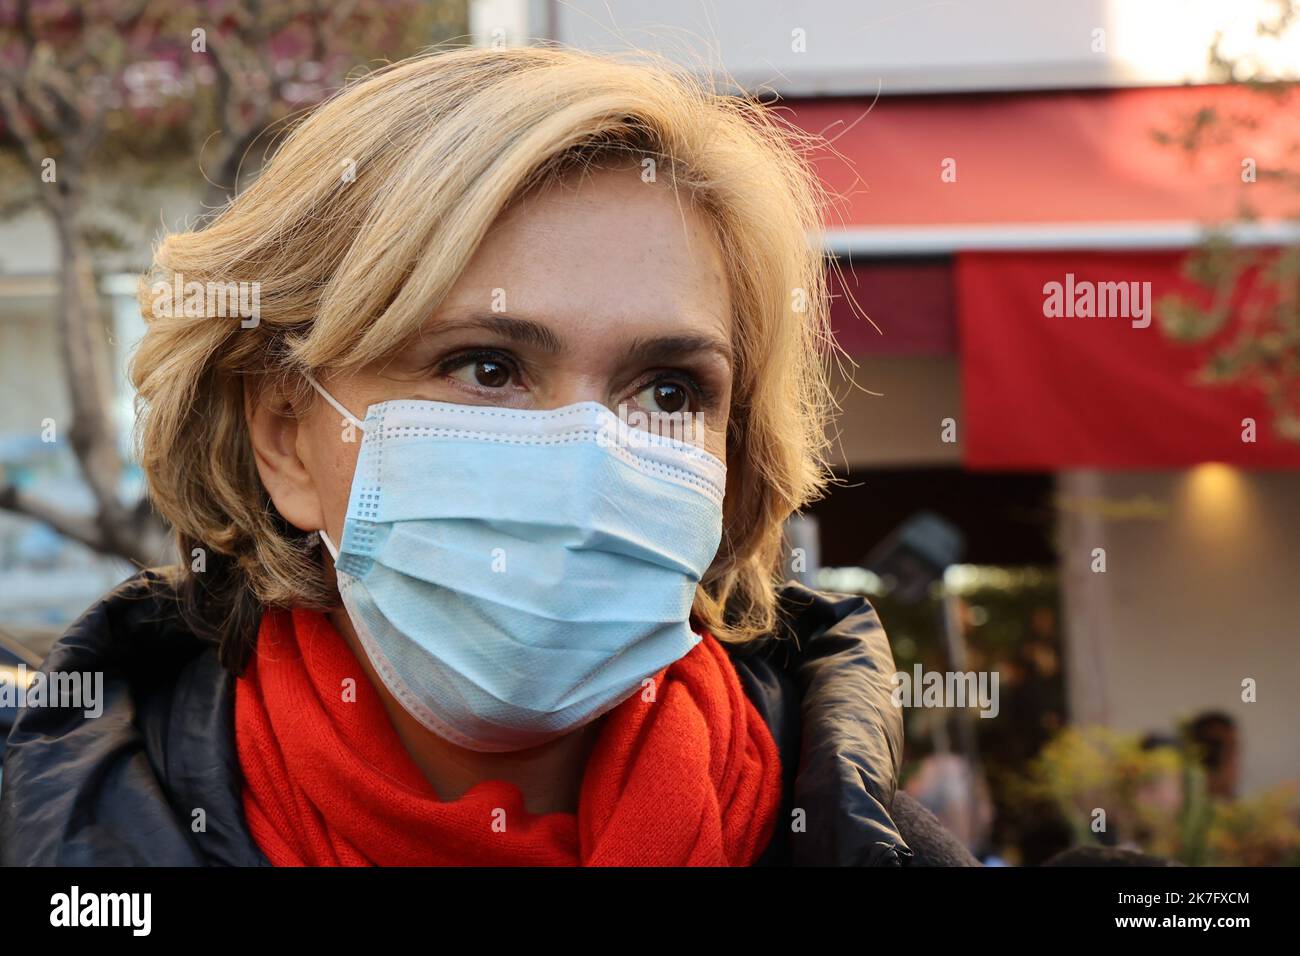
[904,752,992,861]
[0,46,972,867]
[1137,733,1186,816]
[1185,711,1240,801]
[1132,732,1188,859]
[1042,846,1180,866]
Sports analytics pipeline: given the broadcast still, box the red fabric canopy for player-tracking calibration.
[788,85,1296,229]
[795,84,1299,469]
[956,251,1300,469]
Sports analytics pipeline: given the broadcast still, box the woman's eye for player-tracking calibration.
[448,357,514,389]
[634,380,692,414]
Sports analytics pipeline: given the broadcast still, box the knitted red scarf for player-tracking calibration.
[234,607,781,866]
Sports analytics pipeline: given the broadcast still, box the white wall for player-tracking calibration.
[0,291,67,435]
[544,0,1300,94]
[830,355,962,468]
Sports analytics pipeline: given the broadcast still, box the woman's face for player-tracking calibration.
[250,165,735,543]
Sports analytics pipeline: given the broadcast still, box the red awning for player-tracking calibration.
[955,250,1300,469]
[787,84,1295,233]
[797,84,1299,468]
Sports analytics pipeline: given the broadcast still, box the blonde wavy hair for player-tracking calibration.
[131,45,836,671]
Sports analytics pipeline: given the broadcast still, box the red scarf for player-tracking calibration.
[234,607,781,866]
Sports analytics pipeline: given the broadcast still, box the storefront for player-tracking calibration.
[786,82,1300,801]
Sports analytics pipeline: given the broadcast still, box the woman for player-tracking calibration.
[0,47,973,867]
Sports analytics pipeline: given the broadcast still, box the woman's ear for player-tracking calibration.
[245,378,326,534]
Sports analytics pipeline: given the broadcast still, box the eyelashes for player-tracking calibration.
[433,348,522,384]
[635,370,717,411]
[429,346,722,410]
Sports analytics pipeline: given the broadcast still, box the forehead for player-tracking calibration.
[438,165,733,344]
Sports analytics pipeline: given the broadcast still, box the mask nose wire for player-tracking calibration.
[303,371,362,562]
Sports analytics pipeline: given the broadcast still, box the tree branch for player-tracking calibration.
[0,484,108,555]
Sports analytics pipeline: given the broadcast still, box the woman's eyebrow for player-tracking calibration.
[622,333,733,371]
[430,314,564,352]
[430,314,732,370]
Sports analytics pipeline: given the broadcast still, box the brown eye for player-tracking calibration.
[445,353,517,390]
[474,359,511,388]
[632,379,693,415]
[652,382,688,414]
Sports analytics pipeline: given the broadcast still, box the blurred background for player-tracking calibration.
[1,0,1297,865]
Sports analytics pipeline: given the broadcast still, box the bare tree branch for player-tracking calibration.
[0,483,108,556]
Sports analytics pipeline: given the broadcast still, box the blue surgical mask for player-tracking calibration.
[305,375,726,752]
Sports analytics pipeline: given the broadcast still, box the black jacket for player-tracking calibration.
[0,569,971,866]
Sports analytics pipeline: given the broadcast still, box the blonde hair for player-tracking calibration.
[131,45,836,670]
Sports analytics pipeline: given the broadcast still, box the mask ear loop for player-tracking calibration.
[303,372,363,563]
[304,371,366,432]
[318,529,340,562]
